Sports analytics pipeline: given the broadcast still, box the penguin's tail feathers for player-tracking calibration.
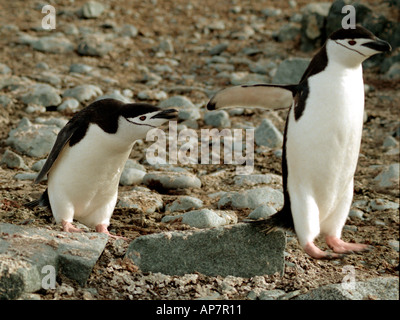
[24,189,50,209]
[245,208,295,234]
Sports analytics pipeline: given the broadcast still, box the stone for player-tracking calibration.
[117,188,163,214]
[119,24,139,37]
[230,72,269,86]
[276,23,301,42]
[77,36,113,57]
[57,98,80,113]
[255,119,283,148]
[125,223,286,277]
[69,63,93,74]
[163,209,236,228]
[233,174,282,186]
[218,187,284,211]
[142,171,202,190]
[0,63,11,75]
[204,110,231,128]
[294,277,399,300]
[95,91,133,104]
[6,118,60,158]
[20,84,61,107]
[248,205,277,220]
[119,168,146,186]
[388,240,399,252]
[272,58,310,84]
[63,85,103,103]
[374,163,399,188]
[80,1,105,19]
[0,223,108,299]
[158,95,195,109]
[385,62,400,80]
[32,36,74,54]
[209,43,228,55]
[369,199,399,211]
[1,149,28,169]
[165,196,203,213]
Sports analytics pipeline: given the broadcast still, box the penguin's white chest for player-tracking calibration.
[47,124,133,226]
[286,65,365,215]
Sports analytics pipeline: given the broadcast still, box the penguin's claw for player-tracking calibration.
[95,224,128,240]
[62,220,83,233]
[303,241,345,259]
[325,236,372,254]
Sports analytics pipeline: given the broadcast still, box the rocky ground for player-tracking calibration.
[0,0,399,301]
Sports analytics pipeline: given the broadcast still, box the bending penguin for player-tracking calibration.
[207,26,391,259]
[27,98,177,237]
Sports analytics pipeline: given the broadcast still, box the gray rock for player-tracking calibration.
[162,209,236,228]
[119,167,146,186]
[77,36,113,57]
[230,72,269,85]
[182,209,235,228]
[95,91,133,104]
[272,58,310,84]
[57,98,80,113]
[13,173,38,181]
[80,1,105,18]
[204,110,231,128]
[276,23,301,42]
[32,159,46,172]
[259,289,286,300]
[248,205,277,220]
[300,2,331,52]
[1,149,28,169]
[178,107,201,121]
[0,63,11,75]
[6,118,60,158]
[165,196,203,213]
[209,43,228,55]
[69,63,93,74]
[0,223,108,299]
[143,171,201,190]
[374,163,399,188]
[0,95,12,107]
[32,36,74,54]
[369,199,399,211]
[294,277,399,300]
[255,119,283,148]
[383,136,399,148]
[158,95,195,109]
[218,187,284,210]
[117,188,163,214]
[119,24,139,37]
[20,84,61,107]
[63,84,103,103]
[388,240,399,252]
[385,62,400,80]
[125,223,286,277]
[233,174,282,186]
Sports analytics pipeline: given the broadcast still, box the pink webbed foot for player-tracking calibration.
[62,220,83,233]
[325,236,373,254]
[303,241,345,259]
[95,224,127,240]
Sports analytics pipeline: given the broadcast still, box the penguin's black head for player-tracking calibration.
[328,26,391,66]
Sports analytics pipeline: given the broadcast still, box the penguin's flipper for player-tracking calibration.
[34,121,80,184]
[207,84,297,111]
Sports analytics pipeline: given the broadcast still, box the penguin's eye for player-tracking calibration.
[348,40,356,46]
[139,116,146,121]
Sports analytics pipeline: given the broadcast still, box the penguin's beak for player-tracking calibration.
[151,108,178,120]
[362,38,392,52]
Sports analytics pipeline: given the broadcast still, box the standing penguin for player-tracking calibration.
[27,99,177,237]
[207,26,391,259]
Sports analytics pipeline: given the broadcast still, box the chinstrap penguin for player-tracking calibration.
[26,98,177,237]
[207,26,391,259]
